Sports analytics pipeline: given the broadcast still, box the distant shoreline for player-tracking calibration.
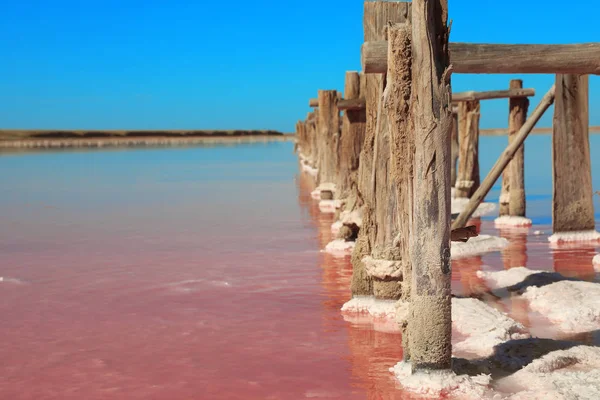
[0,129,294,150]
[1,125,599,150]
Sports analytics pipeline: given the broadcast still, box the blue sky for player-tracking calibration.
[0,0,598,132]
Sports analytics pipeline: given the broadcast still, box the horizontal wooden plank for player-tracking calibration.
[337,98,366,110]
[362,41,600,74]
[452,88,535,102]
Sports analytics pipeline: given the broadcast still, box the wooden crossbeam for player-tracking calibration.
[363,41,600,75]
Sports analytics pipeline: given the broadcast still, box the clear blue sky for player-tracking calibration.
[1,0,598,132]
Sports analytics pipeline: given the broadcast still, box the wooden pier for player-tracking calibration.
[294,0,599,376]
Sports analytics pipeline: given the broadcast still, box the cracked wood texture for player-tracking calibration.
[351,0,411,298]
[408,0,453,372]
[316,90,339,185]
[337,72,366,200]
[552,74,595,232]
[455,100,480,198]
[386,23,414,356]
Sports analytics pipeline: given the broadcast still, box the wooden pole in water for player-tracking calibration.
[350,0,411,298]
[337,71,366,198]
[455,100,480,198]
[409,0,452,372]
[316,90,340,185]
[452,85,556,229]
[386,22,414,358]
[509,79,529,217]
[552,74,595,233]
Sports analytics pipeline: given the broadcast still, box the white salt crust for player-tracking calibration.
[500,346,600,400]
[390,361,493,399]
[476,266,544,290]
[478,266,600,334]
[451,197,497,218]
[522,280,600,333]
[363,256,402,280]
[594,254,600,272]
[345,297,525,361]
[318,199,342,213]
[330,220,343,234]
[548,230,600,243]
[494,216,533,227]
[323,239,355,256]
[301,163,318,177]
[331,209,363,234]
[451,235,508,259]
[452,298,529,358]
[340,296,398,319]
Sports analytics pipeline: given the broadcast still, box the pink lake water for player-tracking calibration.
[0,138,599,399]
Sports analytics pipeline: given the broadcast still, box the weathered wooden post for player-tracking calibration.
[451,111,459,187]
[508,80,529,217]
[409,0,452,372]
[351,0,410,298]
[337,72,366,200]
[316,90,339,185]
[386,22,414,358]
[307,111,318,167]
[551,74,597,239]
[455,100,480,198]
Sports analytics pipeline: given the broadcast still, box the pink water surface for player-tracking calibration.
[1,147,599,399]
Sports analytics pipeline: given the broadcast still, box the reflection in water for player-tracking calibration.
[295,169,408,399]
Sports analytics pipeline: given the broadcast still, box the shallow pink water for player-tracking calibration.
[1,146,599,399]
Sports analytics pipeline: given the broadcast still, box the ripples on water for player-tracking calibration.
[0,137,599,399]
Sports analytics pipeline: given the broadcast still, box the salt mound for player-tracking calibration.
[390,361,492,400]
[522,280,600,333]
[476,266,544,290]
[451,197,496,218]
[301,163,318,177]
[452,298,529,358]
[500,346,600,400]
[324,239,355,256]
[318,199,342,213]
[330,220,343,234]
[451,235,508,259]
[341,296,398,319]
[331,209,363,233]
[363,256,402,280]
[592,254,600,271]
[494,216,532,227]
[548,230,600,244]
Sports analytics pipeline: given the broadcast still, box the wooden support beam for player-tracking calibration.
[552,74,595,233]
[363,41,600,75]
[452,88,535,102]
[452,85,556,229]
[316,90,339,184]
[385,22,414,358]
[508,80,529,217]
[451,113,459,186]
[309,98,318,107]
[409,0,452,372]
[351,0,410,298]
[455,100,480,198]
[337,98,366,111]
[337,71,366,197]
